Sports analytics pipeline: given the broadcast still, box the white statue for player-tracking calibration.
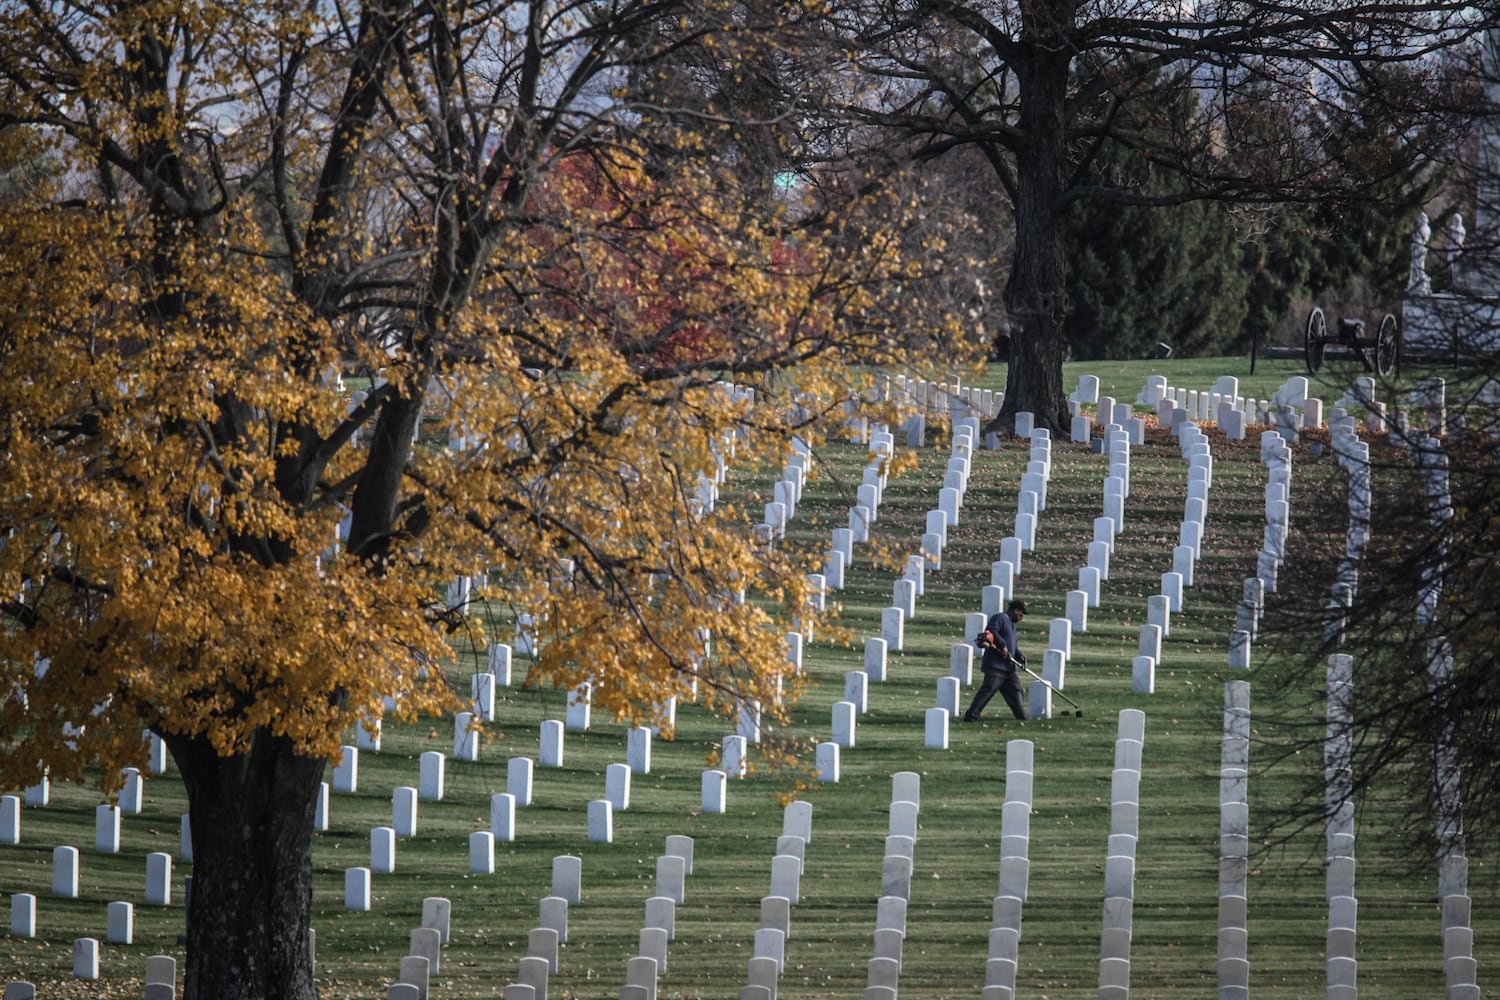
[1409,210,1432,294]
[1448,212,1467,257]
[1447,212,1467,288]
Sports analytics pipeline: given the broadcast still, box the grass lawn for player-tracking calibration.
[2,356,1489,998]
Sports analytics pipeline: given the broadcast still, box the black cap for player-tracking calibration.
[1008,599,1028,613]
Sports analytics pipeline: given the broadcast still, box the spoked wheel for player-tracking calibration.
[1305,306,1327,374]
[1375,313,1400,378]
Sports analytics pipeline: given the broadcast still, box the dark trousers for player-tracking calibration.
[964,667,1026,721]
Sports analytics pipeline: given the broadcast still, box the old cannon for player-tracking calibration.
[1304,306,1400,378]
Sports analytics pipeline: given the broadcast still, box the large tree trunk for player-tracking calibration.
[994,16,1074,437]
[169,730,325,1000]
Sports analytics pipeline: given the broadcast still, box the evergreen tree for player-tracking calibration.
[1062,128,1253,357]
[1058,67,1251,360]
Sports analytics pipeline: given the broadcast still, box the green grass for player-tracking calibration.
[3,356,1492,998]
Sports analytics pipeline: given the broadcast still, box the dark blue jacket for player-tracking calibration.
[981,611,1021,672]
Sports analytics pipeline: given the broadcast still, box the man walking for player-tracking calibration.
[963,599,1029,722]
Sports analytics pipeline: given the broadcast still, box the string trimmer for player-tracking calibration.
[1017,661,1085,717]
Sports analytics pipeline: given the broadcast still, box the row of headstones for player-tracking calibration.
[808,414,989,764]
[1247,428,1294,616]
[978,739,1034,1000]
[1158,415,1221,668]
[607,836,698,1000]
[738,801,820,1000]
[1230,431,1278,656]
[1321,381,1418,980]
[980,712,1147,1000]
[1321,653,1363,1000]
[343,777,738,907]
[692,387,753,519]
[1411,428,1453,628]
[1424,634,1480,1000]
[5,952,178,995]
[1076,384,1239,692]
[1097,710,1148,1000]
[881,373,1004,441]
[798,418,914,774]
[1218,680,1253,1000]
[760,809,818,995]
[333,671,762,851]
[1106,400,1193,694]
[1216,428,1293,682]
[1326,401,1371,643]
[1063,387,1204,697]
[959,423,1063,719]
[382,898,452,1000]
[1413,417,1478,1000]
[952,419,1104,725]
[820,421,895,602]
[860,772,925,1000]
[811,404,960,633]
[757,437,815,546]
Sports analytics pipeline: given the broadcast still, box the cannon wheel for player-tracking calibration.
[1305,306,1327,374]
[1375,313,1400,378]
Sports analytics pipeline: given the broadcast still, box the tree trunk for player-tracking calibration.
[169,730,325,1000]
[993,19,1075,437]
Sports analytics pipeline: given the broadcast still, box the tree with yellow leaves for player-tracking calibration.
[0,1,967,995]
